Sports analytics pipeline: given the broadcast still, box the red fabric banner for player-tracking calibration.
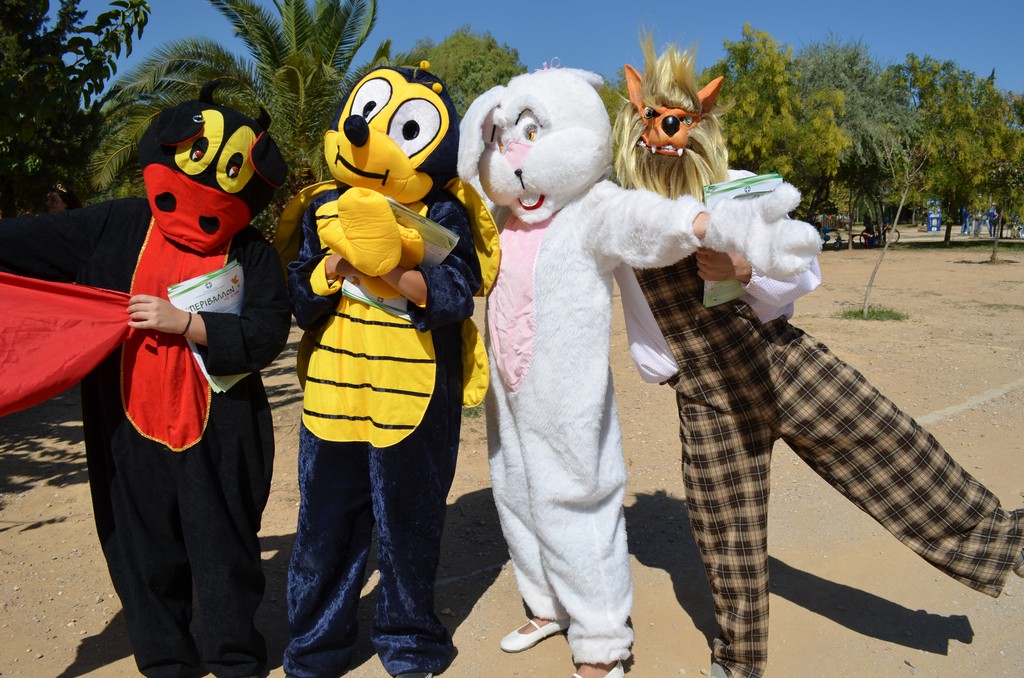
[0,272,130,417]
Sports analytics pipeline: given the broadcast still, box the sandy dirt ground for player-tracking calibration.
[2,232,1024,678]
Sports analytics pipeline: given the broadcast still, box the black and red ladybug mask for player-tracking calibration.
[139,82,288,253]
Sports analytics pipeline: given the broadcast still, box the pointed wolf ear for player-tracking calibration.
[624,64,645,114]
[698,76,724,115]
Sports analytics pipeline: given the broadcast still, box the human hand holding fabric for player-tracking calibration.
[127,295,208,344]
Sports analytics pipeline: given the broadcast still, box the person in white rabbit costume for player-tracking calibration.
[457,65,820,678]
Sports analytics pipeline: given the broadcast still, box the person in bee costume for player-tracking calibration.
[278,63,497,678]
[0,83,291,677]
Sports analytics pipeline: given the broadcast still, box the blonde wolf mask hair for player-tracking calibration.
[613,36,730,200]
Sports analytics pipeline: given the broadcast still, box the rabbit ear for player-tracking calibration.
[559,68,605,92]
[458,85,505,185]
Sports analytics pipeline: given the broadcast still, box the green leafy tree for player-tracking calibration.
[599,72,627,130]
[794,37,909,238]
[702,25,799,174]
[413,25,524,117]
[980,88,1022,260]
[886,55,1007,241]
[702,24,849,220]
[90,0,409,227]
[0,0,149,214]
[989,92,1024,228]
[0,0,149,139]
[787,85,849,220]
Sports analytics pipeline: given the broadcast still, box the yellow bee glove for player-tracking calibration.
[397,225,425,268]
[360,225,427,300]
[317,187,401,277]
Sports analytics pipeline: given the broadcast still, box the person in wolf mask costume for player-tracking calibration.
[611,36,1024,678]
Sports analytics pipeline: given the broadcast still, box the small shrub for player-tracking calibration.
[837,306,909,321]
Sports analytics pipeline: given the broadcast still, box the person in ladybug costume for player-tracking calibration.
[0,82,290,678]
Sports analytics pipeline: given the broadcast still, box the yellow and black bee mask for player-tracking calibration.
[325,65,459,204]
[139,82,287,253]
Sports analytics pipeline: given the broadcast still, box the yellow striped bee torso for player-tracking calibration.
[302,295,436,447]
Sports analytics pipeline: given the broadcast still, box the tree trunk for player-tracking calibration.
[847,191,856,250]
[863,194,908,317]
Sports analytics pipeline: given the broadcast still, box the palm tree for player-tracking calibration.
[89,0,417,222]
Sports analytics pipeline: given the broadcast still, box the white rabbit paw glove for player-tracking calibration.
[703,183,821,279]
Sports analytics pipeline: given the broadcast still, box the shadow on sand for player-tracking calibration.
[51,486,508,676]
[5,385,973,675]
[625,490,974,657]
[0,387,88,510]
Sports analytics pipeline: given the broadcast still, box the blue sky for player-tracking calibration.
[78,0,1023,94]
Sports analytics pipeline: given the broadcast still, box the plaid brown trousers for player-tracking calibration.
[635,256,1024,678]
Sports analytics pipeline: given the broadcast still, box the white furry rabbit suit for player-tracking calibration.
[457,66,820,669]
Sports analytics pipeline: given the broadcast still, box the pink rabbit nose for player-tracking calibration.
[502,139,532,171]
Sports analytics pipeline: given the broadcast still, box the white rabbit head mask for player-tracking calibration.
[458,68,612,224]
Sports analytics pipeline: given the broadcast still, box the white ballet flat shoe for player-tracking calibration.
[572,661,624,678]
[499,617,570,652]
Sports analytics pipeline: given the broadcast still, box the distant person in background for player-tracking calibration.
[989,206,999,237]
[961,206,970,235]
[860,214,876,248]
[43,183,81,212]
